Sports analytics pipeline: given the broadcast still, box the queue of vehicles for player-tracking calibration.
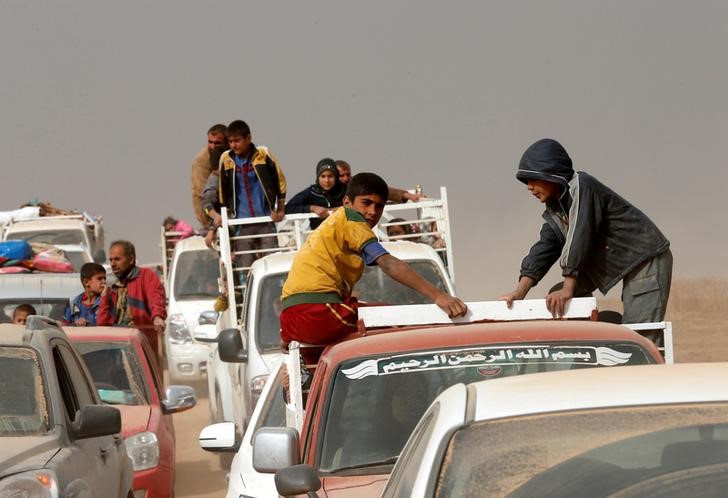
[2,188,710,498]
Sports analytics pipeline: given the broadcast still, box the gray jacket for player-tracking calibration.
[517,139,670,294]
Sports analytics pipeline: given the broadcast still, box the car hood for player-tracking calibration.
[169,299,216,321]
[0,434,60,478]
[320,474,388,498]
[115,405,151,437]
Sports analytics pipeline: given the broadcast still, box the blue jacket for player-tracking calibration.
[63,293,101,326]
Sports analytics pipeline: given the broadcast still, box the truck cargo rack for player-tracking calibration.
[213,187,454,327]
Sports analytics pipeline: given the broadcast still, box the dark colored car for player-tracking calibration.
[0,318,134,497]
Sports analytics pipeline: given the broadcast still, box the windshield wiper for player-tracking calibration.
[326,456,398,474]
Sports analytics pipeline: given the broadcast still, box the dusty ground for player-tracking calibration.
[172,277,728,497]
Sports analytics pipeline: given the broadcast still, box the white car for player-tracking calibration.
[376,363,728,498]
[164,236,220,382]
[199,359,286,497]
[207,241,455,434]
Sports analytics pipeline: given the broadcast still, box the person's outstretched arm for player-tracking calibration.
[375,254,467,318]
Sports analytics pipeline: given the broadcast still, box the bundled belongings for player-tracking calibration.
[0,240,32,260]
[21,200,80,217]
[0,207,41,226]
[31,246,74,273]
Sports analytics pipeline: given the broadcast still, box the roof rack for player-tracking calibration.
[358,297,599,328]
[622,321,674,364]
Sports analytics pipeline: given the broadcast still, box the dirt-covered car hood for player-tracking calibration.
[0,434,59,478]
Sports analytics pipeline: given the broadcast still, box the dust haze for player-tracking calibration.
[2,1,727,299]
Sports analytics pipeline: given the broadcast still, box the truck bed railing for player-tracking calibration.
[214,188,454,326]
[622,321,674,364]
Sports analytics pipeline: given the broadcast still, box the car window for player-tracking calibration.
[75,341,150,406]
[253,369,287,437]
[318,343,652,473]
[435,403,728,498]
[355,260,449,304]
[6,230,85,245]
[0,346,49,435]
[140,339,164,400]
[53,346,81,421]
[386,405,439,498]
[57,344,96,407]
[0,299,70,322]
[253,261,451,352]
[173,249,219,300]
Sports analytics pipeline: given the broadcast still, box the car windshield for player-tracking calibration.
[173,249,219,300]
[0,347,49,435]
[255,261,450,351]
[435,403,728,498]
[6,230,85,246]
[0,299,69,323]
[75,342,150,405]
[318,343,652,473]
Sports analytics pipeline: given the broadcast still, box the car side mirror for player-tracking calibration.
[198,310,218,325]
[198,422,239,453]
[253,427,301,473]
[162,385,197,414]
[275,464,321,497]
[193,324,219,343]
[72,405,121,439]
[218,328,248,363]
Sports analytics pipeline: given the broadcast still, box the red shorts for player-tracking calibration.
[280,297,359,345]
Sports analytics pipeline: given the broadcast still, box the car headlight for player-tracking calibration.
[168,314,192,345]
[125,431,160,471]
[0,469,59,498]
[250,374,269,410]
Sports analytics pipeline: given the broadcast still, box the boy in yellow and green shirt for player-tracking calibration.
[280,172,467,346]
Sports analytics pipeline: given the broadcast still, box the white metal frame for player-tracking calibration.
[377,187,455,283]
[623,321,674,364]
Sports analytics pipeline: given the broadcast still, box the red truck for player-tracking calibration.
[214,298,668,498]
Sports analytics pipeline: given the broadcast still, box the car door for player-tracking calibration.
[53,341,125,498]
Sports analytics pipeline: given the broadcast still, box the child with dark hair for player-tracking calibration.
[285,158,346,230]
[63,262,107,326]
[280,172,467,347]
[13,304,37,325]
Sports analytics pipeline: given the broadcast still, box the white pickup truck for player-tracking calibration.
[2,213,106,264]
[202,189,457,437]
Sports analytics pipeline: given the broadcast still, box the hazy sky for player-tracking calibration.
[2,1,726,299]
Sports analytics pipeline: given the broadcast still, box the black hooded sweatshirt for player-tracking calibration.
[516,139,670,294]
[285,161,346,230]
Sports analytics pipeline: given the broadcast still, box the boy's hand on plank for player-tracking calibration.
[435,294,468,318]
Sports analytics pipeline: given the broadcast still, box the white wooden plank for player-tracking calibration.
[359,297,598,328]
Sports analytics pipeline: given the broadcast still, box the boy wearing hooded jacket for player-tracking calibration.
[499,138,672,323]
[285,158,346,230]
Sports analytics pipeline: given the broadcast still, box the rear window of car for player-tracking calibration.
[0,299,69,322]
[6,230,85,246]
[436,403,728,498]
[254,261,451,352]
[75,341,150,406]
[0,346,49,435]
[318,342,652,473]
[173,249,219,300]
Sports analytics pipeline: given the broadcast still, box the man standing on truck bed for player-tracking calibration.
[499,138,672,323]
[98,240,167,361]
[201,120,287,268]
[280,172,467,347]
[191,124,228,229]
